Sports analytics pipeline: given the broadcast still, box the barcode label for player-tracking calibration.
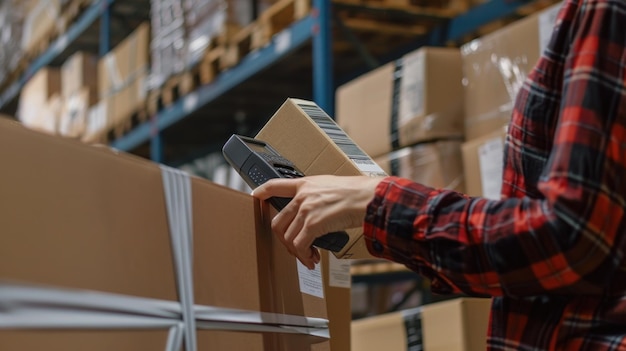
[297,102,387,176]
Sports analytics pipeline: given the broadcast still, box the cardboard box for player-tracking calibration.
[112,71,147,125]
[336,47,464,158]
[99,22,150,99]
[0,117,329,350]
[82,97,111,143]
[461,3,561,140]
[257,98,389,351]
[374,140,465,193]
[21,0,61,53]
[17,67,61,132]
[351,298,492,351]
[62,51,99,101]
[461,128,507,198]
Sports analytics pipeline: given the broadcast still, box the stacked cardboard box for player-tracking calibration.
[89,23,150,143]
[17,67,62,134]
[336,47,464,160]
[460,2,561,197]
[0,111,331,350]
[0,0,30,86]
[59,52,99,138]
[351,298,492,351]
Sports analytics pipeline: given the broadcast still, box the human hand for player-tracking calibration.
[252,175,383,269]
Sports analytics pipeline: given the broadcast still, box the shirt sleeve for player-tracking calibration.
[362,1,626,297]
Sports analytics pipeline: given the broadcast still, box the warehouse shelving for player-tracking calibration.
[109,0,548,165]
[0,0,149,114]
[0,0,549,165]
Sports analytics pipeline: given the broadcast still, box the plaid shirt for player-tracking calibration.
[363,0,626,349]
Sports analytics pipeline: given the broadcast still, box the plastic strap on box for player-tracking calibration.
[160,165,197,351]
[0,282,330,343]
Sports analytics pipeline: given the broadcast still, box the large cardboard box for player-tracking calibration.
[351,298,492,351]
[461,2,561,140]
[59,88,90,138]
[0,117,329,350]
[373,140,465,193]
[336,47,464,159]
[62,51,99,102]
[257,98,389,351]
[461,128,507,198]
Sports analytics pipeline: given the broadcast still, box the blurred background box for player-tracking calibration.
[337,47,464,159]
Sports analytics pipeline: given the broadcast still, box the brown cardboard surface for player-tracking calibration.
[351,298,492,351]
[374,140,465,193]
[461,128,507,197]
[62,52,99,100]
[0,117,329,349]
[461,14,539,141]
[336,47,464,159]
[421,298,492,351]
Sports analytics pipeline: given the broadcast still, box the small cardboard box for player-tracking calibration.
[461,128,507,198]
[374,140,465,193]
[461,2,561,140]
[62,51,99,101]
[336,47,464,159]
[0,117,329,350]
[351,298,492,351]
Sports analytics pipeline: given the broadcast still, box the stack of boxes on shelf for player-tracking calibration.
[20,0,62,56]
[59,52,98,138]
[336,46,466,193]
[0,0,30,87]
[460,2,561,198]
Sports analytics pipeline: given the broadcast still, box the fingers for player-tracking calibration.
[252,178,301,200]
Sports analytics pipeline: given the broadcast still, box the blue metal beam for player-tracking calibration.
[0,0,116,110]
[312,0,334,116]
[111,15,315,152]
[99,0,112,57]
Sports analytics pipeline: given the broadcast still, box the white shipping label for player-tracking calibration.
[352,158,387,177]
[399,50,426,124]
[478,138,504,200]
[297,260,324,298]
[328,255,351,289]
[538,3,562,54]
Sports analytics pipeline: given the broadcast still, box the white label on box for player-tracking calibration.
[297,260,324,298]
[478,137,504,200]
[538,3,562,54]
[328,255,351,288]
[352,158,387,177]
[399,50,426,124]
[275,30,292,54]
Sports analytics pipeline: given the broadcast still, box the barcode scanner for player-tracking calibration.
[222,134,350,252]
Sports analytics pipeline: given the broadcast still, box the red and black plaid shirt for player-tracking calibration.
[363,0,626,349]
